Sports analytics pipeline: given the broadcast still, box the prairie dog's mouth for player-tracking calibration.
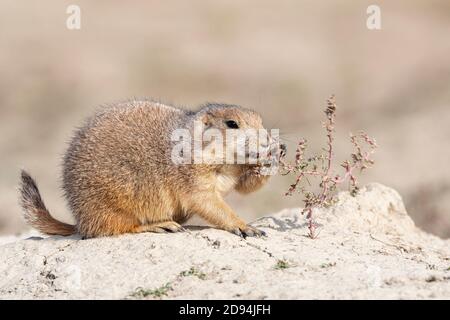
[245,143,285,159]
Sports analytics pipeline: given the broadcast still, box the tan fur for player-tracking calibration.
[19,100,275,238]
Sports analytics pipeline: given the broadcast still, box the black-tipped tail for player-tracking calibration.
[19,170,76,236]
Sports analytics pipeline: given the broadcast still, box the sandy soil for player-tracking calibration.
[0,183,448,299]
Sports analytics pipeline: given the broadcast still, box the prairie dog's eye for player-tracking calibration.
[225,120,239,129]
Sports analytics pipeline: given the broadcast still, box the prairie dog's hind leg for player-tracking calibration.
[77,208,184,237]
[77,208,142,238]
[133,221,185,233]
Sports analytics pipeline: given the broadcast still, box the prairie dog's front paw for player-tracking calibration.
[242,164,265,177]
[226,224,267,238]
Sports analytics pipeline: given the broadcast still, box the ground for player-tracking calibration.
[0,184,448,299]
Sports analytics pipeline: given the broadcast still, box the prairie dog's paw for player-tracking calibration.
[227,224,267,239]
[143,221,185,233]
[242,164,266,177]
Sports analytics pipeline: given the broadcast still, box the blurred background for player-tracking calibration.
[1,0,449,238]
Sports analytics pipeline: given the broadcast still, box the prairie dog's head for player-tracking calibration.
[193,103,283,165]
[198,103,264,131]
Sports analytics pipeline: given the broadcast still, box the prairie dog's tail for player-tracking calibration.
[19,170,76,236]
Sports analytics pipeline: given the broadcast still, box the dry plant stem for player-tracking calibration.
[280,95,377,239]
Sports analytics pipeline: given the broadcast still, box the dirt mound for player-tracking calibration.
[0,183,448,299]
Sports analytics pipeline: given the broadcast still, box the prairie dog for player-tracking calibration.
[20,100,283,238]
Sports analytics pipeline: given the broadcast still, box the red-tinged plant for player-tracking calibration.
[280,95,377,238]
